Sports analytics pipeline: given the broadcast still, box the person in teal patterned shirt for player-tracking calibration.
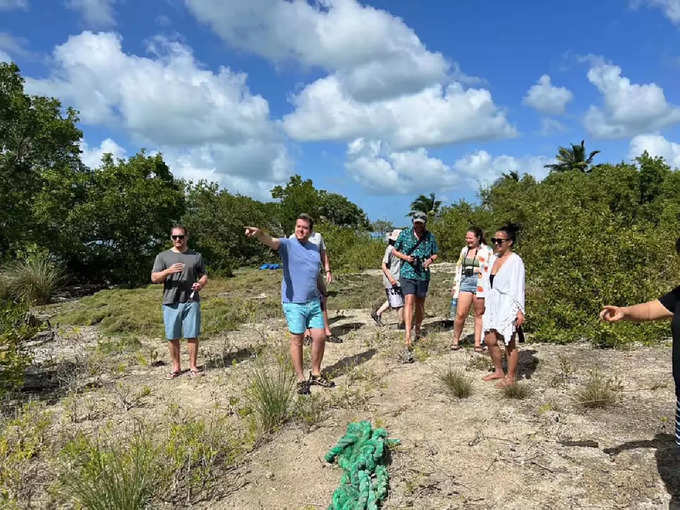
[392,211,438,361]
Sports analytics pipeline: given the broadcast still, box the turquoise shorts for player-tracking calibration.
[282,299,324,334]
[162,301,201,340]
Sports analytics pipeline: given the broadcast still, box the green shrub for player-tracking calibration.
[319,222,385,273]
[0,402,53,507]
[160,409,242,504]
[432,156,680,347]
[2,252,63,304]
[440,367,472,399]
[246,357,296,433]
[60,431,159,510]
[0,299,37,397]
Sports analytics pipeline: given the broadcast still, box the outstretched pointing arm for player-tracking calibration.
[245,226,280,250]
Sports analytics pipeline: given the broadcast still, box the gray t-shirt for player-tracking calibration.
[152,249,206,305]
[381,245,402,289]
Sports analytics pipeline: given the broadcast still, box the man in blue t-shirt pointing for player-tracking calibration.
[245,213,335,395]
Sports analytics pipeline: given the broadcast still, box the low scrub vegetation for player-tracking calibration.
[0,299,38,397]
[503,382,531,400]
[440,367,472,399]
[1,252,63,305]
[246,357,296,434]
[576,371,620,408]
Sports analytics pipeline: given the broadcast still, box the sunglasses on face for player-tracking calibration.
[491,237,510,245]
[171,235,185,240]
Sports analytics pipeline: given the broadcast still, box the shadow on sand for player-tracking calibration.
[323,349,377,378]
[604,433,680,508]
[331,322,365,337]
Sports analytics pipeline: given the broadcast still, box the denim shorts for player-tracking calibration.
[459,274,478,294]
[400,278,430,298]
[163,301,201,340]
[282,299,325,334]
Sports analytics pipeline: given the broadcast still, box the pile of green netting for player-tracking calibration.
[324,420,400,510]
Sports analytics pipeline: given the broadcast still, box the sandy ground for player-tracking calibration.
[22,291,680,509]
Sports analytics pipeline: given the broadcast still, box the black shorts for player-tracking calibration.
[400,278,430,298]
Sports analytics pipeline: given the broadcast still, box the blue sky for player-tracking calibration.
[2,0,680,225]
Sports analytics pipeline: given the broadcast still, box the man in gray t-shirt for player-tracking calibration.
[151,225,208,379]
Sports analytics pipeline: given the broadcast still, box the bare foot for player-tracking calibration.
[482,372,504,382]
[495,377,516,388]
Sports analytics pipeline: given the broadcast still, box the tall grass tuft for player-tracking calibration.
[440,367,472,399]
[61,432,159,510]
[576,370,619,408]
[246,357,296,433]
[3,252,63,304]
[503,382,531,399]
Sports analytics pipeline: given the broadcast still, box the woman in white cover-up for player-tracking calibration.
[482,225,525,388]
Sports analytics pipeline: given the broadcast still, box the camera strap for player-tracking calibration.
[405,230,428,256]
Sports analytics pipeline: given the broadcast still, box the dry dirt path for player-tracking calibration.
[29,299,680,509]
[130,307,680,510]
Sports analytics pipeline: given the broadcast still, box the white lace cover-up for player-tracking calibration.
[482,252,525,343]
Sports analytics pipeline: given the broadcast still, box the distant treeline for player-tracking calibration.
[430,156,680,346]
[1,62,374,285]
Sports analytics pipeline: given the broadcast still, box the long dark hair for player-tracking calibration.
[468,226,486,245]
[498,223,521,246]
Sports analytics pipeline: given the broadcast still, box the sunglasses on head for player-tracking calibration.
[491,237,510,244]
[171,235,185,240]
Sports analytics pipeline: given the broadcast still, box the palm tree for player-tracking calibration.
[501,170,520,181]
[544,140,600,173]
[408,193,442,217]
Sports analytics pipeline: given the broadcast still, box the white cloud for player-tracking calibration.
[65,0,116,28]
[629,133,680,168]
[0,32,30,60]
[452,150,552,187]
[540,117,567,135]
[80,137,127,168]
[631,0,680,25]
[0,49,10,62]
[25,31,292,196]
[584,61,680,138]
[0,0,27,10]
[523,74,573,115]
[345,138,459,194]
[186,0,449,102]
[188,0,515,150]
[345,139,551,194]
[283,77,516,149]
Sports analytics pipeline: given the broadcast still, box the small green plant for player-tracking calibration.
[245,357,296,433]
[294,393,328,432]
[550,353,574,387]
[412,344,429,363]
[60,431,159,510]
[576,370,620,408]
[2,252,63,304]
[440,367,472,399]
[537,401,561,415]
[503,382,531,400]
[466,353,492,372]
[0,299,37,397]
[160,410,242,504]
[0,402,53,507]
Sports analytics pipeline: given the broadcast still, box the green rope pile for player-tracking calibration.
[325,421,399,510]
